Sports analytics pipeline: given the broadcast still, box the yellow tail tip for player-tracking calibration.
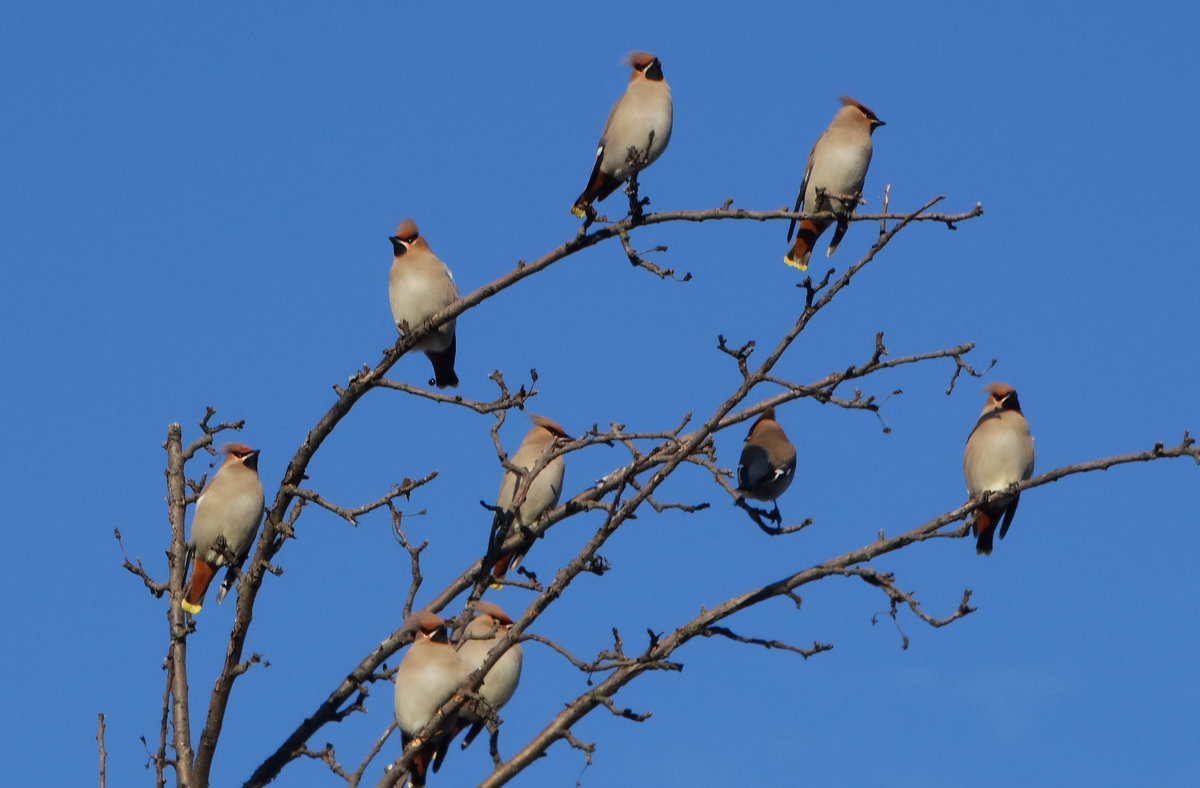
[782,255,808,271]
[181,599,203,614]
[570,204,587,218]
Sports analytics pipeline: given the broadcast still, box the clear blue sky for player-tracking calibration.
[3,3,1198,786]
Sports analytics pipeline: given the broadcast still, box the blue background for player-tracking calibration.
[2,3,1197,786]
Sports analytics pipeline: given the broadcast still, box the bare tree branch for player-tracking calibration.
[700,626,834,659]
[282,471,438,527]
[852,567,976,649]
[139,190,1200,788]
[243,195,975,783]
[115,528,166,596]
[352,723,397,787]
[97,713,107,788]
[371,369,538,413]
[469,436,1199,787]
[297,743,349,782]
[162,423,195,786]
[149,197,1189,788]
[615,226,689,281]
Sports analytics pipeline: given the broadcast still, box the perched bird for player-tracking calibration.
[393,611,472,788]
[784,96,885,270]
[452,600,523,751]
[490,414,570,583]
[389,218,460,388]
[571,51,673,218]
[735,406,797,523]
[963,382,1036,555]
[182,443,264,614]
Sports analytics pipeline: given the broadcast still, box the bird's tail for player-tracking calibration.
[826,218,850,258]
[491,551,517,585]
[997,496,1021,541]
[215,565,240,604]
[431,722,464,774]
[182,558,216,614]
[460,720,486,750]
[972,511,996,556]
[406,734,445,788]
[425,336,458,389]
[783,219,827,271]
[571,160,620,217]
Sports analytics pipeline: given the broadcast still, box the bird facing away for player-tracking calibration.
[393,611,472,788]
[452,600,523,752]
[963,382,1036,555]
[182,443,264,614]
[490,414,570,583]
[784,96,885,271]
[735,406,797,523]
[389,218,460,388]
[571,51,673,218]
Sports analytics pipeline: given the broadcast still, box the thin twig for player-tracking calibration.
[226,198,987,787]
[282,471,438,527]
[699,626,834,659]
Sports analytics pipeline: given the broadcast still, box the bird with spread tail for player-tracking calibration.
[963,382,1036,555]
[389,218,460,388]
[571,52,672,219]
[784,96,885,270]
[735,406,797,524]
[490,414,570,584]
[393,611,472,788]
[182,443,264,614]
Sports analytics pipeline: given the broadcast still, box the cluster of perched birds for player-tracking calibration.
[178,51,1037,786]
[392,604,522,786]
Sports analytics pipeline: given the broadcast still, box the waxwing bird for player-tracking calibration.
[452,600,523,751]
[182,443,264,614]
[735,406,796,524]
[490,414,570,583]
[784,96,885,271]
[963,383,1036,555]
[394,611,472,788]
[389,218,460,388]
[571,52,673,219]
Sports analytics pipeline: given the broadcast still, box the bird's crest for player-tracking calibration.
[403,610,445,636]
[529,414,570,439]
[393,218,420,242]
[839,95,881,122]
[626,51,657,69]
[468,600,513,625]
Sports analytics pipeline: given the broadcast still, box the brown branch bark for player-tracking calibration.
[282,470,438,527]
[116,528,166,596]
[162,423,195,786]
[97,713,107,788]
[243,197,979,786]
[135,195,986,787]
[297,744,349,781]
[350,722,397,787]
[698,626,833,658]
[136,184,1193,788]
[472,434,1199,786]
[371,369,539,413]
[369,204,951,782]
